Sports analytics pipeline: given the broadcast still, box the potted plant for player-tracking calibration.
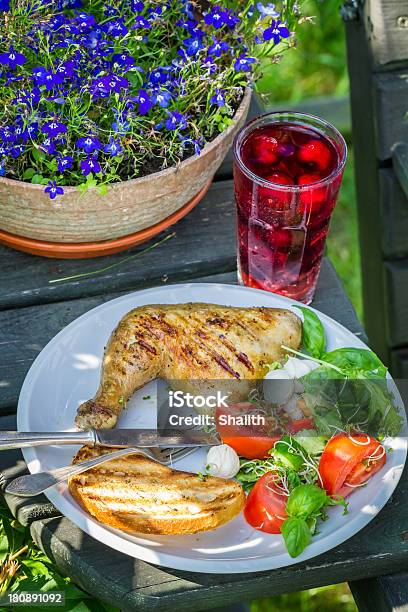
[0,0,304,257]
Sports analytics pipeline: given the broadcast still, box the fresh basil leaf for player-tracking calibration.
[286,484,328,519]
[322,348,387,378]
[281,516,311,558]
[294,306,326,359]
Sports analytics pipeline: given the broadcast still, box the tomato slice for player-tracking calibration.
[287,418,315,434]
[318,433,386,497]
[216,402,279,459]
[244,472,288,534]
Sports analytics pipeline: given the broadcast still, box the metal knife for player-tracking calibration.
[0,429,220,451]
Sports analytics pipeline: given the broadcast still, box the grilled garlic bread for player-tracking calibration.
[76,302,301,429]
[68,446,245,536]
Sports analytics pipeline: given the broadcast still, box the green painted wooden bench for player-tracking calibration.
[2,0,408,602]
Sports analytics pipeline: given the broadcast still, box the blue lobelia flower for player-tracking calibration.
[76,136,102,154]
[208,38,230,57]
[111,110,131,134]
[112,53,135,68]
[75,12,96,30]
[210,89,225,107]
[256,2,279,17]
[233,54,256,72]
[204,6,227,29]
[104,137,123,156]
[165,111,187,131]
[32,67,63,90]
[223,9,240,28]
[0,127,15,143]
[178,134,203,156]
[57,155,74,172]
[14,86,41,107]
[10,145,25,158]
[131,0,144,11]
[152,89,171,108]
[263,19,291,44]
[135,89,153,115]
[42,121,67,138]
[148,5,163,19]
[149,68,167,85]
[56,60,76,79]
[0,46,27,70]
[132,16,150,29]
[44,180,64,199]
[182,37,203,56]
[0,0,10,12]
[104,5,119,16]
[80,157,101,176]
[41,138,57,155]
[26,122,39,139]
[0,162,5,176]
[103,19,128,37]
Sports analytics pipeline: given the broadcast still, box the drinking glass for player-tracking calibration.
[233,112,347,304]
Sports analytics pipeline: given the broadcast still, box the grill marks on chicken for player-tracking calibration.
[75,303,301,430]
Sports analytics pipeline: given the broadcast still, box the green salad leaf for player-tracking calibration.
[294,306,326,359]
[286,484,328,519]
[322,348,388,378]
[301,362,402,438]
[281,483,348,557]
[281,517,311,558]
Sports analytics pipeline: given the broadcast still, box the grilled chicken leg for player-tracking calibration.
[75,303,301,430]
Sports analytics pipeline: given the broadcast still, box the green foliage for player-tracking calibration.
[250,583,357,612]
[0,503,118,611]
[257,0,349,104]
[281,516,311,558]
[282,483,347,557]
[294,306,326,359]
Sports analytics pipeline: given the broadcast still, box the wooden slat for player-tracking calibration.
[0,179,238,312]
[384,259,408,349]
[29,459,408,612]
[0,259,364,416]
[265,96,351,135]
[350,572,408,612]
[0,416,60,526]
[373,70,408,161]
[379,168,408,259]
[365,0,408,68]
[345,17,390,362]
[391,347,408,377]
[392,142,408,201]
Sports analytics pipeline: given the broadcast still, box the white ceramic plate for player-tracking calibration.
[17,283,407,573]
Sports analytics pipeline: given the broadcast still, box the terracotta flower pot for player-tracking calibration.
[0,88,252,258]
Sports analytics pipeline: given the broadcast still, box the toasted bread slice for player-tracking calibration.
[68,446,245,536]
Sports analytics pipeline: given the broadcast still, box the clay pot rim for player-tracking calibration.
[0,87,252,195]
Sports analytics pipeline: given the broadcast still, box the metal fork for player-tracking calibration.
[5,446,196,498]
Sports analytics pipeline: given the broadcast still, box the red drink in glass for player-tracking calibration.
[233,112,347,304]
